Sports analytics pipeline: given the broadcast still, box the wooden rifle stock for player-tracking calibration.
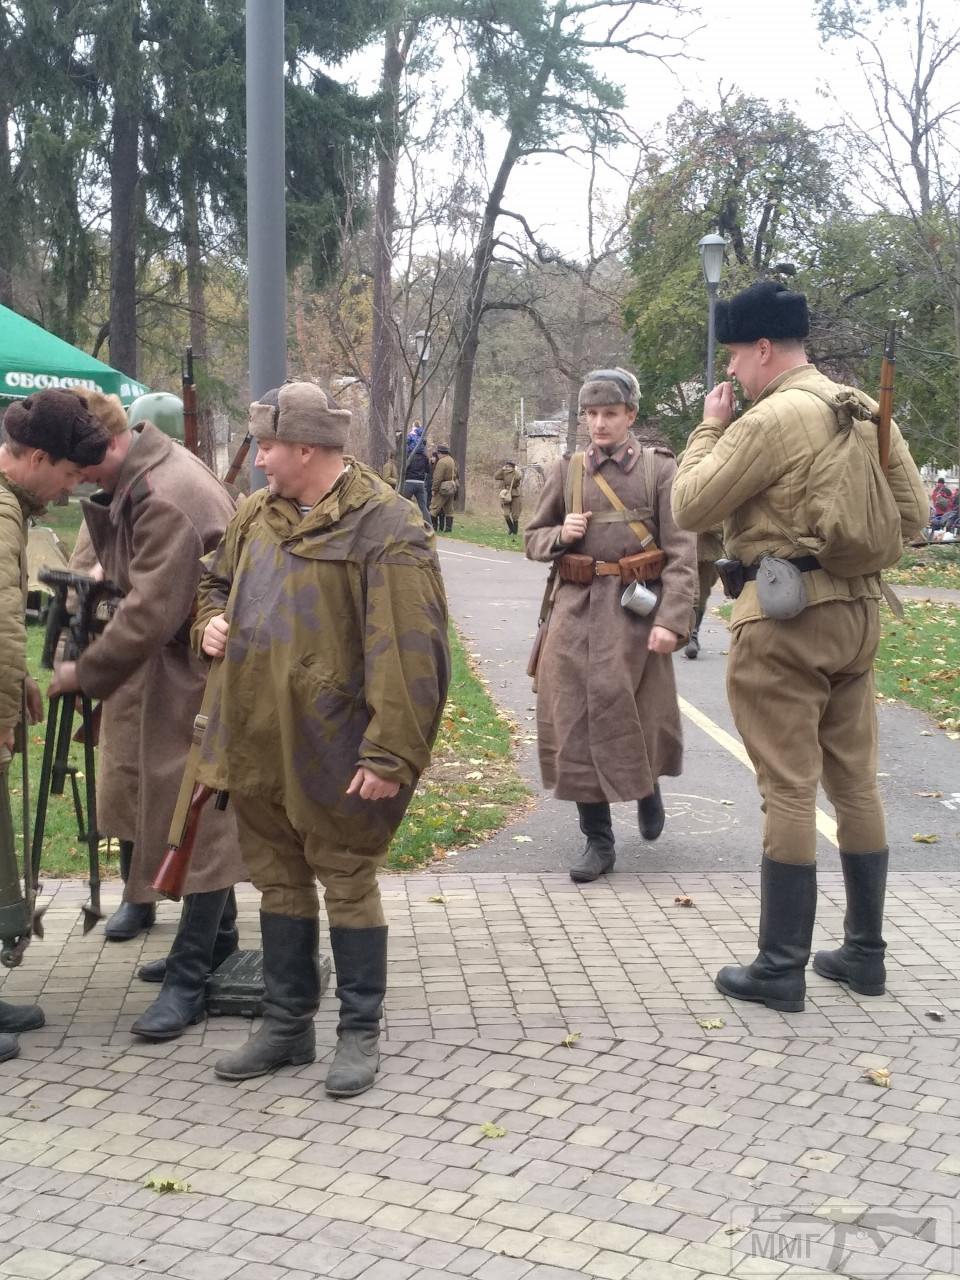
[223,432,253,486]
[877,321,896,476]
[153,660,224,900]
[153,783,215,900]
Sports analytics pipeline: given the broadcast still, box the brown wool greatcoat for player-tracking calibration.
[68,517,140,841]
[525,436,697,803]
[75,424,245,902]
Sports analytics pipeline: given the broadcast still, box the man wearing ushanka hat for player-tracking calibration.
[674,279,927,1014]
[192,382,450,1096]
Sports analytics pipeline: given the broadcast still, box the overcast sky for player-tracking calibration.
[333,1,951,258]
[504,0,863,254]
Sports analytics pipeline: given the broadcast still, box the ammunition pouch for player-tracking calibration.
[559,549,664,587]
[618,549,665,584]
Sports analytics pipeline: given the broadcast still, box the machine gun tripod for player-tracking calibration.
[29,569,122,936]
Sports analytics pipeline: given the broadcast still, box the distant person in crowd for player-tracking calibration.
[494,460,523,537]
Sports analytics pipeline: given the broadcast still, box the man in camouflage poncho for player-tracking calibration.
[193,382,450,1096]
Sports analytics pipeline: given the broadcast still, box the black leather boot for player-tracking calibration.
[716,857,817,1012]
[812,850,888,996]
[0,1034,18,1062]
[325,925,388,1098]
[104,841,156,941]
[138,888,238,983]
[0,1001,44,1033]
[638,783,665,841]
[570,802,615,883]
[214,913,319,1080]
[132,889,234,1040]
[685,609,704,659]
[445,516,454,533]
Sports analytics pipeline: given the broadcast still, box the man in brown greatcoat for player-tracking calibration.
[525,368,697,882]
[49,390,245,1041]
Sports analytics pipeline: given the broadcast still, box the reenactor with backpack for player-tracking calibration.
[525,368,697,883]
[673,280,928,1013]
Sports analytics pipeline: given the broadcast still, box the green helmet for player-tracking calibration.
[127,392,184,441]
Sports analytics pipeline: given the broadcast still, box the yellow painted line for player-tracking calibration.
[678,695,839,848]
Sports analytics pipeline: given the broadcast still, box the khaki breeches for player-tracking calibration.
[232,794,387,926]
[727,598,886,864]
[501,498,521,519]
[429,492,454,518]
[697,559,719,613]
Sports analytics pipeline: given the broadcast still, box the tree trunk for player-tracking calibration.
[448,17,559,507]
[0,105,15,308]
[182,163,215,467]
[108,103,140,377]
[368,24,406,473]
[565,285,588,454]
[449,131,531,507]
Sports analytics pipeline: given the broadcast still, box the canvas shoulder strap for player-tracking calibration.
[564,452,585,515]
[591,465,659,551]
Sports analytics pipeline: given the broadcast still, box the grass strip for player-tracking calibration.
[714,599,959,732]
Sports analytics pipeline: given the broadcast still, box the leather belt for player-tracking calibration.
[594,561,622,576]
[743,555,822,581]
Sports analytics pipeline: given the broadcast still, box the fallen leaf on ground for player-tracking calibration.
[427,894,446,904]
[912,833,940,844]
[863,1067,891,1088]
[917,791,943,798]
[720,800,734,806]
[144,1176,191,1194]
[674,895,694,907]
[480,1121,507,1138]
[464,771,483,780]
[513,835,533,843]
[925,1009,946,1022]
[697,1018,725,1030]
[561,1031,581,1047]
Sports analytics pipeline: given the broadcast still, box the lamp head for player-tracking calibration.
[698,233,727,287]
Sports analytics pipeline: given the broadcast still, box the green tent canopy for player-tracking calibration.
[0,304,150,406]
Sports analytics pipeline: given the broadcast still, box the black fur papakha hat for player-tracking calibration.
[715,281,809,344]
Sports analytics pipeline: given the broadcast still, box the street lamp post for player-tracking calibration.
[414,329,431,435]
[698,234,727,393]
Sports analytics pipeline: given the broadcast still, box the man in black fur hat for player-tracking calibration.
[672,280,927,1014]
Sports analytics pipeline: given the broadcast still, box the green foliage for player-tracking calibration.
[626,93,845,447]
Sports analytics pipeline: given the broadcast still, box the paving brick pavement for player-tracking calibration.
[0,873,958,1279]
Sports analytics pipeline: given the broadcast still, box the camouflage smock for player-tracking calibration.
[191,460,450,851]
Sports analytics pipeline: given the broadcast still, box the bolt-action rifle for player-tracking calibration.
[152,661,228,900]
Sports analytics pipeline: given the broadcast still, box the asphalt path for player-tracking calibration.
[436,539,960,875]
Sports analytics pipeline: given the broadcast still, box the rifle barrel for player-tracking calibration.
[877,321,896,476]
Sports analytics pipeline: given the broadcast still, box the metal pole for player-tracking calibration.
[706,283,718,393]
[420,359,428,436]
[246,0,287,489]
